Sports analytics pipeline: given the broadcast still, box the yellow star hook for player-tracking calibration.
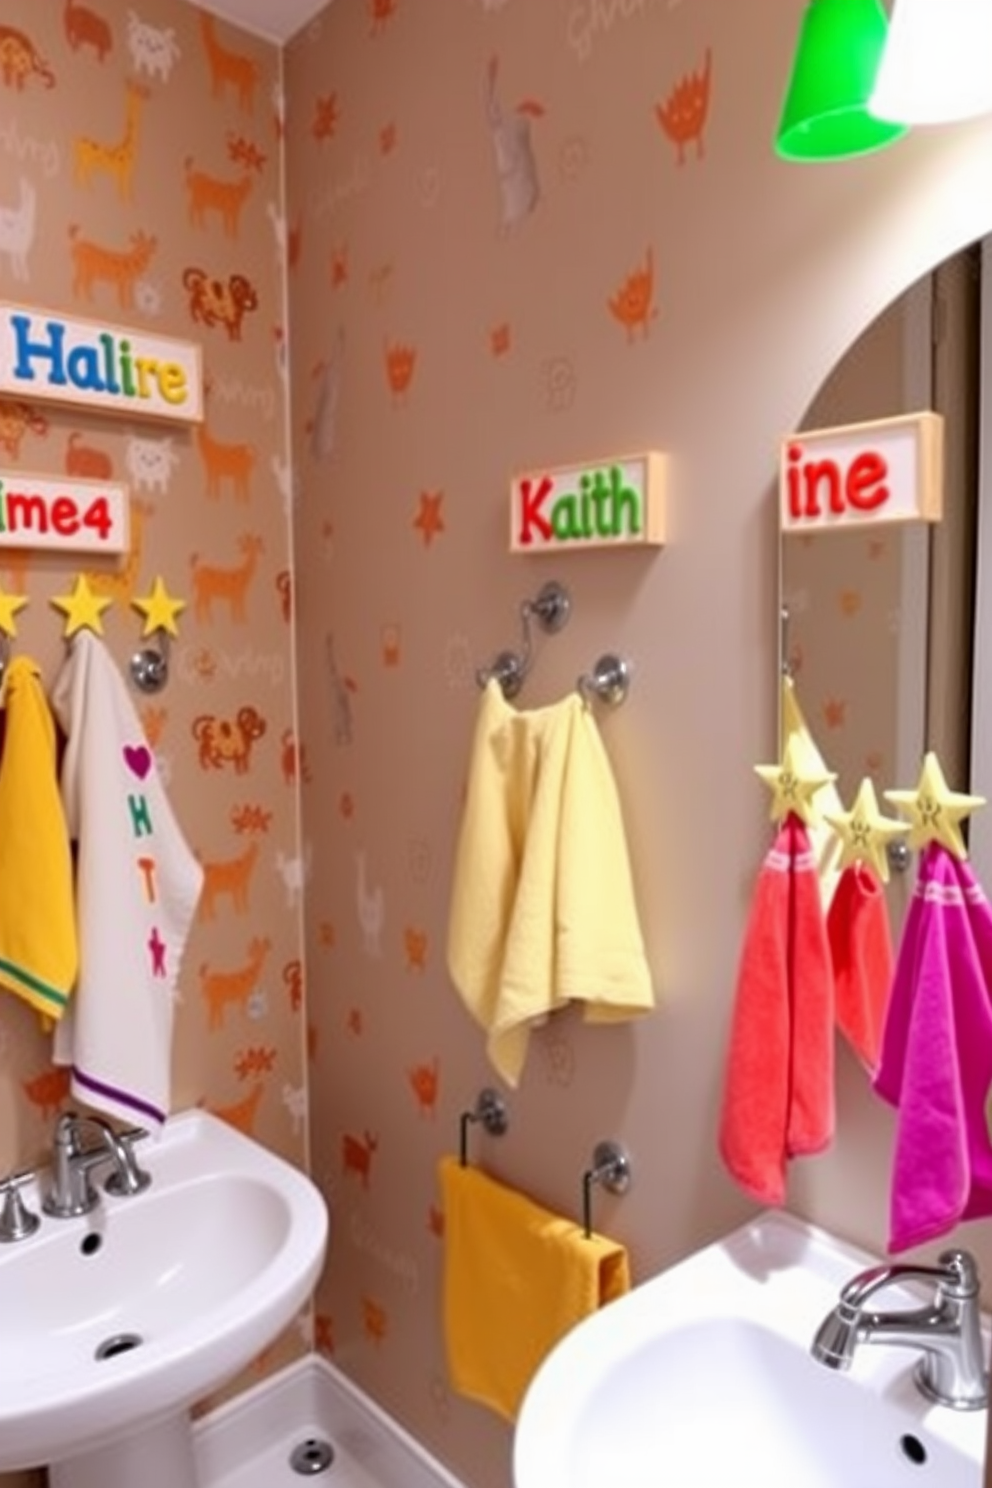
[884,751,986,862]
[0,584,28,638]
[50,574,113,638]
[131,576,186,639]
[755,729,838,827]
[824,776,909,885]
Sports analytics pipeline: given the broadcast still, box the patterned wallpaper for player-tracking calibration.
[282,8,992,1488]
[0,7,307,1479]
[283,4,723,1485]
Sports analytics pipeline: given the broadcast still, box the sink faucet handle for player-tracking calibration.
[934,1249,981,1298]
[104,1126,152,1198]
[0,1169,40,1243]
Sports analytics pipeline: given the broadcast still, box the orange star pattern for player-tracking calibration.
[312,93,339,141]
[404,927,428,971]
[330,248,348,288]
[822,697,847,730]
[414,491,445,547]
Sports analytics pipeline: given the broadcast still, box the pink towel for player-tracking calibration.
[827,863,894,1073]
[873,843,992,1253]
[718,814,835,1205]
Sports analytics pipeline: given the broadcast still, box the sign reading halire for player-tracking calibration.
[780,411,943,533]
[0,303,203,424]
[510,452,665,553]
[0,470,129,554]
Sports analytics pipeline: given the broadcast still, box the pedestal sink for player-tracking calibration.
[514,1211,988,1488]
[0,1108,329,1488]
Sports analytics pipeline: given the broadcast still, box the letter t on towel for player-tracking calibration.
[439,1155,630,1422]
[50,632,204,1129]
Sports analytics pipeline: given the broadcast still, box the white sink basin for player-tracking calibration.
[514,1211,987,1488]
[0,1109,328,1488]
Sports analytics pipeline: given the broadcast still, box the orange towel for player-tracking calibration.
[827,862,894,1073]
[718,813,835,1205]
[439,1155,630,1422]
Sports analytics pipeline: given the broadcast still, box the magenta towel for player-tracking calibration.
[873,843,992,1253]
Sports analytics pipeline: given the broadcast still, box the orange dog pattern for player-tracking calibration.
[183,266,259,340]
[200,935,272,1030]
[192,705,267,774]
[190,533,265,623]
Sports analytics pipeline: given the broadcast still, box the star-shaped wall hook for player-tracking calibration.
[824,776,909,884]
[131,576,186,638]
[50,575,113,638]
[884,751,985,861]
[755,730,837,827]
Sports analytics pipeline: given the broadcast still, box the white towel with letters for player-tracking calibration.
[51,632,203,1128]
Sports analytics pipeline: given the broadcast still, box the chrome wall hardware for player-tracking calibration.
[577,653,631,708]
[477,580,571,699]
[458,1087,510,1165]
[582,1139,631,1238]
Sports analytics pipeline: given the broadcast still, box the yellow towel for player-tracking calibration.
[447,681,653,1086]
[439,1155,630,1422]
[0,657,78,1020]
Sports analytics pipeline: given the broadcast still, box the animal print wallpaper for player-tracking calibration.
[0,6,306,1479]
[283,8,992,1488]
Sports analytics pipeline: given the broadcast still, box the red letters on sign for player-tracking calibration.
[786,443,890,523]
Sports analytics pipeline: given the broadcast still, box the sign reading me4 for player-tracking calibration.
[780,411,943,533]
[0,470,128,554]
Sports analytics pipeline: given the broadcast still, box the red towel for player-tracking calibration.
[718,814,835,1205]
[827,863,894,1073]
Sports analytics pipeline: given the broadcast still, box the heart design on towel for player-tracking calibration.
[123,744,153,781]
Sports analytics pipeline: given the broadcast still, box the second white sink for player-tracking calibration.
[514,1211,988,1488]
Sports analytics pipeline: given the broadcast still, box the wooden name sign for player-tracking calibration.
[0,470,129,554]
[780,412,943,533]
[510,451,665,553]
[0,303,203,425]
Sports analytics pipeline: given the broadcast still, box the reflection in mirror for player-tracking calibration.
[779,246,981,934]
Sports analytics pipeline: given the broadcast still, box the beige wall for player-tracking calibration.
[284,4,992,1488]
[0,5,306,1484]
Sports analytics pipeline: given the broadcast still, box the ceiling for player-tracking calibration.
[192,0,328,44]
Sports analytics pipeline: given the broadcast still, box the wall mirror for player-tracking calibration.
[779,242,981,928]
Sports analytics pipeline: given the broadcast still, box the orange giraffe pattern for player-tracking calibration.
[73,80,149,200]
[85,497,153,607]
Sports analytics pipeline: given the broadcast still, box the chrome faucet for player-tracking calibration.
[811,1249,988,1411]
[42,1112,151,1219]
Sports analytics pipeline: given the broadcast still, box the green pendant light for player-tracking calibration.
[775,0,909,162]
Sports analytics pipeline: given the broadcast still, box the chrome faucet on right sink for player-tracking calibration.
[811,1249,988,1411]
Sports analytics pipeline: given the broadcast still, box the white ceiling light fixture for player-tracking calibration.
[870,0,992,125]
